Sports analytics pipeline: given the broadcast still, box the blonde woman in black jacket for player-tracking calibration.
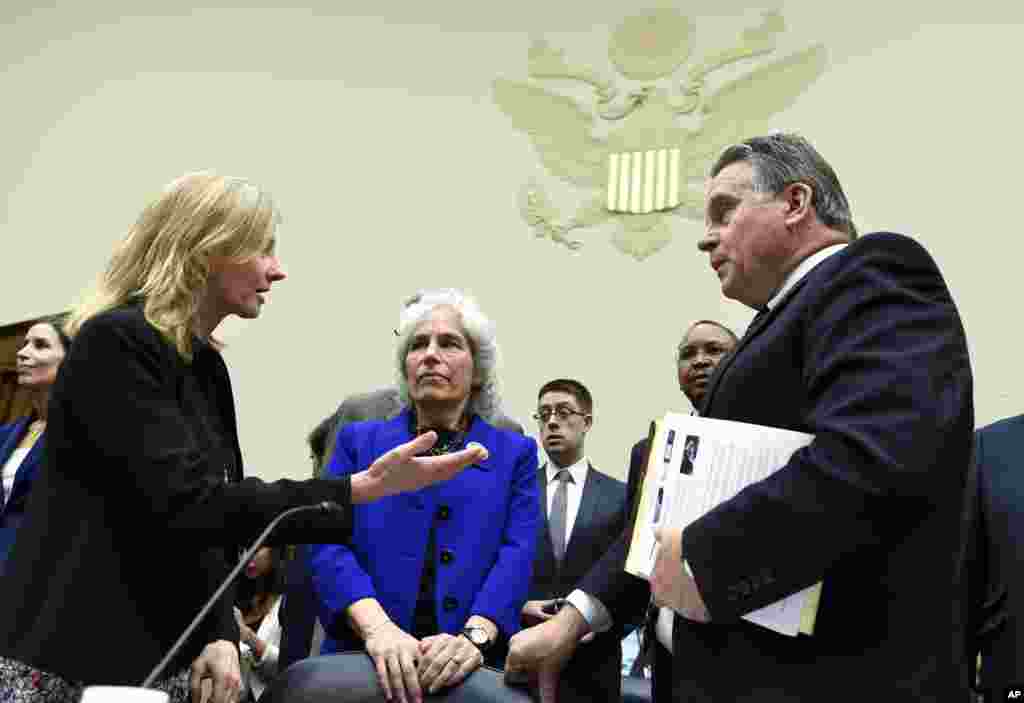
[0,172,486,703]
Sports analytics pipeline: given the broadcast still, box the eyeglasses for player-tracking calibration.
[533,407,588,423]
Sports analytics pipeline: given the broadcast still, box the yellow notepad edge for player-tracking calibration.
[798,582,823,635]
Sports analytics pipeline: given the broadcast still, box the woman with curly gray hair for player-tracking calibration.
[393,289,504,422]
[311,288,540,703]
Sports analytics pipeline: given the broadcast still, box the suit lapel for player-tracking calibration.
[7,435,43,507]
[0,418,32,510]
[537,464,555,566]
[0,417,30,462]
[564,464,601,564]
[701,277,809,414]
[538,463,549,523]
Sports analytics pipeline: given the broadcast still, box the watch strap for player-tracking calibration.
[460,626,494,652]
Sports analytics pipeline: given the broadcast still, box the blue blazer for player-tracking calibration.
[310,410,540,653]
[0,417,45,565]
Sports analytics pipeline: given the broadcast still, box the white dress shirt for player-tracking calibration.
[766,243,848,310]
[1,447,29,508]
[548,456,617,628]
[578,243,850,654]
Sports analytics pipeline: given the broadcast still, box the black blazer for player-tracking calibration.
[0,303,357,686]
[970,415,1024,696]
[572,442,655,652]
[530,463,628,703]
[582,233,974,701]
[679,233,974,701]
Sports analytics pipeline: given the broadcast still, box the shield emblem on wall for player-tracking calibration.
[606,148,682,214]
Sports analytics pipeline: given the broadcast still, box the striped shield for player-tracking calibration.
[606,148,682,214]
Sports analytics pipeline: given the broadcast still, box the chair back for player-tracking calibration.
[262,653,535,703]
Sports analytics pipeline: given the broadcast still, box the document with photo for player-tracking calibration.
[625,412,821,636]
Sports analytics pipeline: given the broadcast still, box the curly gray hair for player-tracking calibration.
[393,288,503,422]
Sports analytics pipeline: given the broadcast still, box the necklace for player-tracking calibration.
[24,420,45,444]
[410,413,469,456]
[423,428,467,456]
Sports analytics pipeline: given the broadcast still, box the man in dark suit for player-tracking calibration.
[625,319,739,511]
[969,415,1024,699]
[522,379,628,703]
[507,133,974,701]
[626,319,739,487]
[627,318,739,493]
[623,320,738,677]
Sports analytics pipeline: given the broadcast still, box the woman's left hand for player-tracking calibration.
[416,632,483,694]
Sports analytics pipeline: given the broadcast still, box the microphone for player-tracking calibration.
[140,501,343,688]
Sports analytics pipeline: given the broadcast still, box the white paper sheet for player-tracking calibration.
[625,413,820,636]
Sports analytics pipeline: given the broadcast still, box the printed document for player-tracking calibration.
[625,412,821,636]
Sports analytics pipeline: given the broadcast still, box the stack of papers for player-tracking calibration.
[625,412,821,636]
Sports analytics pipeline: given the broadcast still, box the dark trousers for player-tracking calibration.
[651,640,673,703]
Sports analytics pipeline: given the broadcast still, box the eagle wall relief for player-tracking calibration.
[493,8,827,260]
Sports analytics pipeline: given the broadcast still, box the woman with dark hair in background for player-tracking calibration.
[0,315,70,574]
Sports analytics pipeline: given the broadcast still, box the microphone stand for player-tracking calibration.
[140,501,341,688]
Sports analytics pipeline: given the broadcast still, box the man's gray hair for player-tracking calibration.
[710,133,857,239]
[394,288,504,422]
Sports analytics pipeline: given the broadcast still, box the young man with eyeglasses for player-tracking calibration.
[516,379,629,703]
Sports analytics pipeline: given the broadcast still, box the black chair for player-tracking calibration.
[277,545,322,672]
[262,653,535,703]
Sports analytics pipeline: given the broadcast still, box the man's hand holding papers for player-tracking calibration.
[626,413,820,636]
[651,527,710,623]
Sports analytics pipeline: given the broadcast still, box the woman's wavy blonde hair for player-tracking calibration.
[66,172,280,360]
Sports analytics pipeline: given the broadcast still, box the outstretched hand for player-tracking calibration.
[351,433,489,504]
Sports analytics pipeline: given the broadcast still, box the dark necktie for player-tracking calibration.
[752,304,770,324]
[738,305,772,341]
[549,469,573,564]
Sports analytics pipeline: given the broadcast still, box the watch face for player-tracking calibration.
[468,628,487,645]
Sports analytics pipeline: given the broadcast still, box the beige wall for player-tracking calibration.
[2,0,1021,480]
